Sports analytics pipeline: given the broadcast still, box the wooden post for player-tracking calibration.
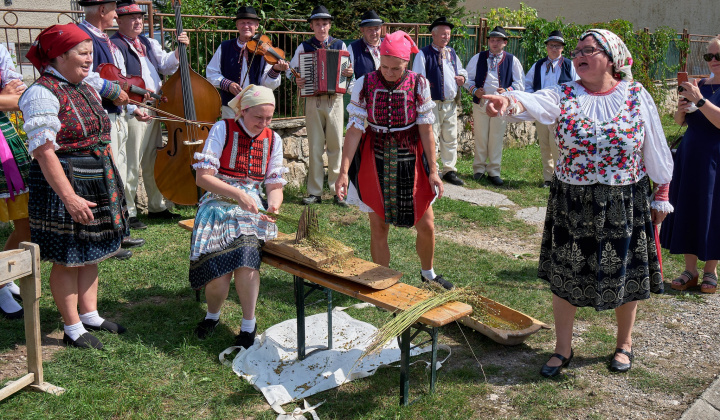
[20,242,42,386]
[681,28,689,72]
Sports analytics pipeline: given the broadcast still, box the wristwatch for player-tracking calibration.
[696,98,707,108]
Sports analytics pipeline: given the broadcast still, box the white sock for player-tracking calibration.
[5,281,20,296]
[421,269,437,281]
[79,310,105,327]
[241,317,256,332]
[205,310,220,321]
[0,286,22,314]
[64,321,88,341]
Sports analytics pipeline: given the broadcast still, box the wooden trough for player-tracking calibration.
[459,295,550,346]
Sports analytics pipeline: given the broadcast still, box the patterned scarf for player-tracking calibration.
[581,29,634,81]
[545,57,561,74]
[80,20,118,55]
[489,51,503,71]
[366,40,381,61]
[119,33,146,57]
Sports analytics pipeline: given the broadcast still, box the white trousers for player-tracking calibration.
[304,95,344,196]
[108,111,128,184]
[472,103,506,176]
[125,112,168,217]
[432,100,459,175]
[535,121,559,182]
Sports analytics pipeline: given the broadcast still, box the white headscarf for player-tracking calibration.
[581,29,634,81]
[227,84,276,120]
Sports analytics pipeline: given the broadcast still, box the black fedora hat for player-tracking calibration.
[487,26,508,40]
[544,30,565,45]
[78,0,116,6]
[308,5,333,22]
[429,17,454,31]
[235,5,260,21]
[359,10,383,27]
[115,1,145,16]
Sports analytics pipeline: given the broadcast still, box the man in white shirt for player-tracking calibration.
[464,26,524,186]
[524,30,578,187]
[111,0,190,229]
[347,10,383,94]
[413,17,468,186]
[205,6,288,120]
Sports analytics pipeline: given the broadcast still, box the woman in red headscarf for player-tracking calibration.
[19,24,130,349]
[335,30,453,290]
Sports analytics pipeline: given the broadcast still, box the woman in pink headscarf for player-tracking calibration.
[336,31,453,290]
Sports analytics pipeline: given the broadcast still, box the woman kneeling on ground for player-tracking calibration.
[20,24,131,349]
[483,29,673,376]
[190,84,287,348]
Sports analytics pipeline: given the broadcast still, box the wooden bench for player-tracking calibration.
[0,243,64,400]
[179,219,472,405]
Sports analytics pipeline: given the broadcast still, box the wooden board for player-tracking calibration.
[0,248,32,285]
[263,232,354,268]
[457,295,550,346]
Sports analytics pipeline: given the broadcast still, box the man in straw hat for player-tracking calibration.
[347,10,383,93]
[112,0,190,230]
[464,25,524,186]
[206,5,289,120]
[524,30,578,187]
[412,16,468,186]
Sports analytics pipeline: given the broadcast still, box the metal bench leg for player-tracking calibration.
[430,327,438,394]
[294,275,306,360]
[399,327,411,406]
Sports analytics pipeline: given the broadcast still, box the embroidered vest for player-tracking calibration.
[349,39,379,80]
[555,82,646,185]
[110,33,160,78]
[218,120,274,181]
[78,24,122,115]
[33,73,111,152]
[420,44,458,101]
[473,50,514,104]
[532,57,573,92]
[361,70,421,128]
[300,36,344,53]
[218,38,267,106]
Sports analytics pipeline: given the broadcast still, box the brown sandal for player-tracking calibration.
[700,272,717,294]
[671,270,699,291]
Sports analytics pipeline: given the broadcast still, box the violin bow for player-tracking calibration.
[127,99,215,127]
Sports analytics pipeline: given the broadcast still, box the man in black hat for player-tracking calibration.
[464,26,524,186]
[206,5,288,119]
[412,17,468,186]
[524,30,578,187]
[287,5,353,206]
[112,0,189,229]
[347,10,383,93]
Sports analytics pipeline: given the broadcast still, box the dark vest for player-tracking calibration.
[78,24,121,114]
[532,57,573,92]
[349,39,379,80]
[218,38,267,106]
[218,120,275,181]
[110,33,160,78]
[473,50,515,104]
[420,45,458,101]
[300,36,344,53]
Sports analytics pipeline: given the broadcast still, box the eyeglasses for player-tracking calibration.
[703,53,720,62]
[570,46,605,59]
[546,44,563,50]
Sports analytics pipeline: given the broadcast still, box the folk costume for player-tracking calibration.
[412,17,468,180]
[347,10,383,94]
[287,5,348,200]
[112,0,179,220]
[464,26,524,180]
[206,6,281,119]
[524,30,579,184]
[502,29,673,311]
[346,32,436,227]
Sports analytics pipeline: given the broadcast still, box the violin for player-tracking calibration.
[246,34,300,79]
[97,63,165,103]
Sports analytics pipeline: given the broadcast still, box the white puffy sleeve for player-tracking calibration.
[192,120,226,172]
[264,131,288,186]
[416,75,435,125]
[638,86,674,212]
[346,75,368,131]
[502,85,563,124]
[18,84,61,156]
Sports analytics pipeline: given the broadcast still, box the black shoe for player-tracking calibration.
[128,216,147,230]
[63,332,104,350]
[609,348,633,373]
[421,273,455,290]
[121,237,146,249]
[442,171,465,186]
[0,306,23,320]
[540,349,573,378]
[147,209,181,220]
[302,195,322,205]
[195,318,219,339]
[488,176,504,186]
[334,195,349,207]
[473,172,486,181]
[83,320,127,334]
[113,249,133,260]
[235,326,257,349]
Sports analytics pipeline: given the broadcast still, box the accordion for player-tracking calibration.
[298,49,351,97]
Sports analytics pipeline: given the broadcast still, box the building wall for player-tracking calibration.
[463,0,717,36]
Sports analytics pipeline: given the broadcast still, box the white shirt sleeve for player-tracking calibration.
[346,75,367,131]
[193,120,225,172]
[412,50,427,77]
[638,86,673,185]
[502,86,562,124]
[0,45,24,88]
[148,38,180,75]
[260,62,281,90]
[416,76,436,125]
[510,56,525,92]
[205,45,224,88]
[456,54,468,81]
[19,84,61,155]
[463,54,479,91]
[524,63,537,93]
[287,44,305,80]
[265,131,289,185]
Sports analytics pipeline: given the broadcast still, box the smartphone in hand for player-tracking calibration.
[678,72,688,92]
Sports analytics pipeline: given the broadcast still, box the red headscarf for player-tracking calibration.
[26,24,91,71]
[379,30,419,62]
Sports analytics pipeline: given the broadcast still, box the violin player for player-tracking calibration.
[78,0,140,259]
[111,0,188,229]
[206,6,289,120]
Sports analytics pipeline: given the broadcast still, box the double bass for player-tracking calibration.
[155,0,221,205]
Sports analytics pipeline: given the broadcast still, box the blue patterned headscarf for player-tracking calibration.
[580,29,633,81]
